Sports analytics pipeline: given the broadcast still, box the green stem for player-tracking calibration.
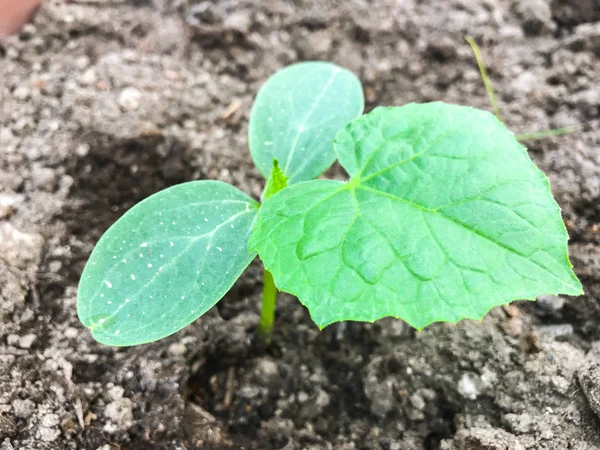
[466,36,503,122]
[259,269,277,342]
[516,125,579,142]
[258,159,288,342]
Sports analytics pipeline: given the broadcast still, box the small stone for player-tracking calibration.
[516,0,556,36]
[80,69,97,86]
[75,143,90,157]
[503,413,534,434]
[296,30,333,59]
[40,413,59,427]
[297,391,309,403]
[551,0,600,26]
[118,87,142,112]
[364,375,395,418]
[13,86,31,101]
[536,324,573,340]
[300,388,331,420]
[315,389,330,408]
[64,327,79,339]
[48,260,62,273]
[18,334,37,349]
[0,128,14,144]
[511,71,537,95]
[75,56,91,70]
[578,363,600,419]
[106,386,124,402]
[0,194,22,219]
[254,358,279,383]
[409,393,426,411]
[104,398,133,431]
[224,11,251,32]
[11,399,35,419]
[20,309,34,323]
[186,2,224,26]
[457,372,481,400]
[20,24,37,38]
[536,295,565,313]
[168,343,186,357]
[31,166,56,192]
[503,317,524,337]
[551,375,570,394]
[420,389,436,401]
[38,425,60,442]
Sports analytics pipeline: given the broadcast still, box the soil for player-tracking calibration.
[1,0,600,449]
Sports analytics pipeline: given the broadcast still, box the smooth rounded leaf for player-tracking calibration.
[250,103,582,330]
[249,61,364,184]
[77,181,259,346]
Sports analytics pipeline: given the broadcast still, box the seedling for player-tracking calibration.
[77,61,582,346]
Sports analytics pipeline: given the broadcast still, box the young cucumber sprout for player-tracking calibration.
[77,61,582,346]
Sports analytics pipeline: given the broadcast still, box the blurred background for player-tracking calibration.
[1,1,599,449]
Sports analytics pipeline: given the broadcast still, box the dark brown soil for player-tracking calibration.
[1,1,600,449]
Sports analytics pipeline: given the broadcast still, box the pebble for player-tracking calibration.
[516,0,555,36]
[536,295,565,314]
[104,398,133,431]
[11,399,36,419]
[300,388,331,420]
[551,0,600,25]
[409,393,426,411]
[48,260,62,273]
[79,68,97,86]
[40,413,59,427]
[64,327,79,339]
[364,375,395,418]
[254,358,279,384]
[457,372,481,400]
[106,386,124,402]
[579,363,600,419]
[13,86,31,101]
[551,375,570,394]
[536,324,574,341]
[168,343,186,357]
[18,334,37,349]
[0,194,22,219]
[118,87,142,112]
[297,391,309,403]
[38,425,60,442]
[31,166,56,192]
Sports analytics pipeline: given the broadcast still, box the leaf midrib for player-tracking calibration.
[283,68,342,174]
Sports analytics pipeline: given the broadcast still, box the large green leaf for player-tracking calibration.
[250,103,582,329]
[249,61,364,184]
[77,181,259,346]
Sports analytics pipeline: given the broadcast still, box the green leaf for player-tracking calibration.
[263,159,288,200]
[77,181,259,346]
[249,61,364,184]
[250,103,582,330]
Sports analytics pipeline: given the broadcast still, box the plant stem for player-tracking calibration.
[466,36,503,122]
[259,269,277,342]
[516,125,579,142]
[257,160,288,342]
